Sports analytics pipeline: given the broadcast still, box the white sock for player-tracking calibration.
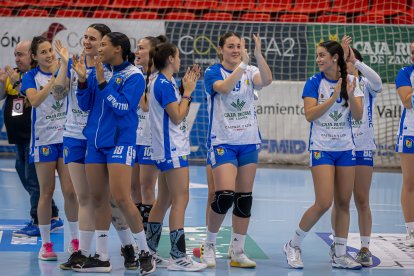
[231,232,246,253]
[79,230,95,256]
[68,221,79,240]
[360,236,370,249]
[206,230,218,244]
[406,222,414,233]
[132,230,149,252]
[334,237,347,257]
[39,224,51,245]
[96,230,109,261]
[290,228,307,248]
[117,228,133,247]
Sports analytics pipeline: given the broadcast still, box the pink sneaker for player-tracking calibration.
[38,242,57,261]
[68,239,79,254]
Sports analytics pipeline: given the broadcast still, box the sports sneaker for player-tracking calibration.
[283,242,303,269]
[229,248,256,268]
[72,254,111,273]
[200,242,216,267]
[168,255,207,272]
[138,250,156,275]
[332,254,362,270]
[405,230,414,247]
[13,221,40,237]
[355,247,373,267]
[121,245,138,270]
[59,251,88,270]
[38,242,57,261]
[153,253,169,268]
[68,238,79,254]
[227,243,233,259]
[50,218,64,233]
[329,242,335,260]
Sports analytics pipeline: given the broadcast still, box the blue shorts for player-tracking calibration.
[310,150,356,167]
[85,144,136,166]
[396,135,414,154]
[63,137,87,164]
[30,143,64,163]
[136,145,156,165]
[155,155,189,172]
[355,150,374,167]
[209,144,260,169]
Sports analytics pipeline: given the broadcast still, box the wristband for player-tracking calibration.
[182,95,192,104]
[238,62,248,70]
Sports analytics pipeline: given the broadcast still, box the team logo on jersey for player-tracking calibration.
[329,110,342,121]
[63,146,69,158]
[42,146,50,156]
[52,101,64,112]
[313,151,321,160]
[406,139,413,148]
[116,77,122,84]
[216,147,225,156]
[245,79,250,86]
[182,155,188,161]
[231,99,246,111]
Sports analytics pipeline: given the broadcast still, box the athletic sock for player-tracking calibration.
[334,237,347,257]
[79,230,94,256]
[360,236,370,249]
[116,228,133,247]
[146,222,162,253]
[290,227,307,248]
[170,228,186,259]
[206,230,218,244]
[132,230,149,252]
[96,230,109,261]
[68,221,79,240]
[231,232,246,253]
[39,224,51,245]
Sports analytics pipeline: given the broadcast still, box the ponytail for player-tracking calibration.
[337,53,349,107]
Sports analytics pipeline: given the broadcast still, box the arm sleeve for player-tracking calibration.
[103,73,145,116]
[354,60,382,93]
[302,76,319,99]
[21,71,36,96]
[395,67,412,89]
[204,66,224,95]
[76,72,95,112]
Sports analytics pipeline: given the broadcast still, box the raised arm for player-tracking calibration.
[252,34,272,88]
[303,78,341,122]
[165,68,198,125]
[52,40,70,100]
[213,38,249,94]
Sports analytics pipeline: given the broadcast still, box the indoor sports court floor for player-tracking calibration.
[0,158,412,275]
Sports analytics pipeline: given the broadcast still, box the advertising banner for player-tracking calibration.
[166,22,308,81]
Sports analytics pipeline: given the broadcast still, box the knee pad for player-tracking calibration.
[211,190,235,214]
[233,192,253,218]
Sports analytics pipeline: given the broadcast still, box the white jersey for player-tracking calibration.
[302,73,364,151]
[396,65,414,137]
[149,73,190,160]
[352,76,380,151]
[204,64,261,147]
[63,59,93,139]
[136,71,158,146]
[21,67,66,146]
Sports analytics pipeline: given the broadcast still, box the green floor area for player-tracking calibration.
[157,226,268,259]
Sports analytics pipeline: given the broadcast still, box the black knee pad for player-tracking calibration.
[233,192,253,218]
[211,190,235,214]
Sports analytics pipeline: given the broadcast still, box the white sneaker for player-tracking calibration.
[227,244,232,259]
[329,242,335,260]
[229,248,256,268]
[332,254,362,270]
[153,253,169,268]
[168,255,207,271]
[283,242,303,269]
[405,230,414,247]
[200,242,216,267]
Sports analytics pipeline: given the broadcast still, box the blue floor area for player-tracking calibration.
[0,159,412,275]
